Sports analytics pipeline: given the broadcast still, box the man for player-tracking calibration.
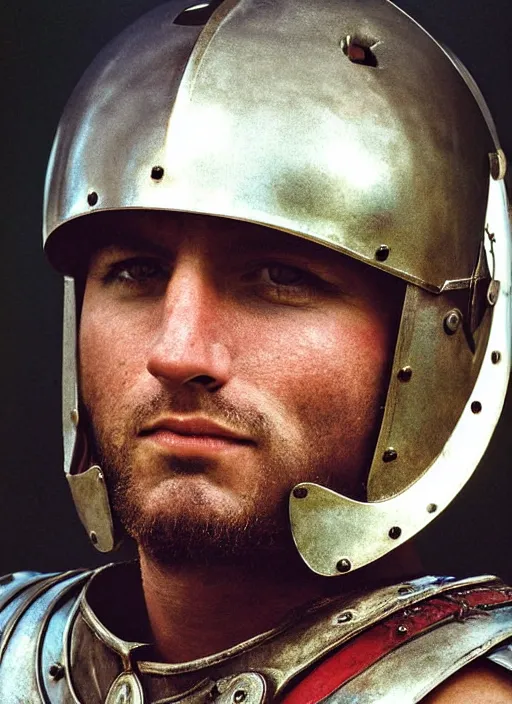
[1,0,512,701]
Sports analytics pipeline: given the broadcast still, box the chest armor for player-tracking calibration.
[1,565,512,703]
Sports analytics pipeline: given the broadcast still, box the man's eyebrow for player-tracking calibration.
[94,230,174,259]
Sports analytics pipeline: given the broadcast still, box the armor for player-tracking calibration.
[1,564,512,703]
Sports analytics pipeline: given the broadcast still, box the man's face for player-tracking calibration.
[79,212,401,566]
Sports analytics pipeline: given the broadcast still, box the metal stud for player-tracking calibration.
[336,558,352,573]
[396,624,408,635]
[89,531,98,545]
[375,245,390,262]
[87,191,98,206]
[489,149,507,181]
[233,690,247,703]
[336,611,353,623]
[427,503,437,514]
[491,351,502,364]
[293,486,308,499]
[70,409,79,427]
[397,366,412,382]
[49,662,65,680]
[388,526,402,540]
[151,165,164,180]
[443,309,462,335]
[383,448,397,463]
[471,401,482,414]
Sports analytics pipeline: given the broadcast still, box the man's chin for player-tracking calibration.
[114,491,294,570]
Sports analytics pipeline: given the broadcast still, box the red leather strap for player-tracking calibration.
[282,585,512,704]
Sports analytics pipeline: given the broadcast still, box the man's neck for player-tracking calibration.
[139,544,422,663]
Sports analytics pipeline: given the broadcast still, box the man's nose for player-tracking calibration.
[146,264,231,392]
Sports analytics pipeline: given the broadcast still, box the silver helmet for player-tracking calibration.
[43,0,511,573]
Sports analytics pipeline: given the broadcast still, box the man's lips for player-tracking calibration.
[139,416,253,455]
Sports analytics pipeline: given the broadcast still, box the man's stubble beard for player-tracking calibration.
[86,387,376,572]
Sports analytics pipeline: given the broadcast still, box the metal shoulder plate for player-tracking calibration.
[0,568,92,704]
[1,568,512,703]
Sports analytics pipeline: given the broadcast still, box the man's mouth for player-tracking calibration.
[139,416,253,456]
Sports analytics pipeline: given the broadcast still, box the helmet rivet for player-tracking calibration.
[293,486,308,499]
[151,165,165,180]
[491,351,502,364]
[443,309,462,335]
[489,149,507,181]
[383,448,397,463]
[233,690,247,703]
[336,611,353,623]
[389,526,402,540]
[375,245,390,262]
[70,409,79,426]
[336,558,352,573]
[427,503,437,514]
[397,366,412,382]
[49,662,65,680]
[87,191,98,206]
[396,624,408,635]
[471,401,482,414]
[89,531,98,545]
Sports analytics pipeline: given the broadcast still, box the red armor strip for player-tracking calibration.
[282,586,512,704]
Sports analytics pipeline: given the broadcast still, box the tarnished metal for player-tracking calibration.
[67,466,117,552]
[290,178,511,574]
[44,0,494,294]
[326,605,512,702]
[2,567,512,702]
[105,672,145,704]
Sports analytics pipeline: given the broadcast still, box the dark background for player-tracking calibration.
[1,0,511,577]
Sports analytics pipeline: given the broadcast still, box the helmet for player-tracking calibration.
[43,0,511,574]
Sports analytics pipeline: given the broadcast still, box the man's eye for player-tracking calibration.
[104,258,169,287]
[260,264,306,286]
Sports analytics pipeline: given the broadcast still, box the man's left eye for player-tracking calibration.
[261,264,306,286]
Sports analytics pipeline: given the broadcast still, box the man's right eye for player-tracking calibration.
[103,257,170,291]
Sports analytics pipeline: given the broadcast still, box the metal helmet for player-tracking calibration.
[43,0,511,574]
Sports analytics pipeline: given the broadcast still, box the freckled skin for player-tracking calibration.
[79,211,402,566]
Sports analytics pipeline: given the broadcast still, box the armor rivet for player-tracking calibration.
[382,448,397,463]
[49,662,64,680]
[233,689,247,703]
[491,351,502,364]
[336,558,352,573]
[0,574,14,586]
[398,585,414,595]
[396,624,408,635]
[471,401,482,414]
[70,408,79,426]
[151,165,165,180]
[397,366,412,382]
[427,503,437,514]
[293,486,308,499]
[87,191,98,206]
[443,309,462,335]
[375,245,390,262]
[489,149,507,181]
[337,611,353,623]
[89,531,98,545]
[388,526,402,540]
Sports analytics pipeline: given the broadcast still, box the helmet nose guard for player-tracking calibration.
[43,0,510,567]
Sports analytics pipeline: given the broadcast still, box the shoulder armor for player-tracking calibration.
[282,576,512,704]
[0,569,92,704]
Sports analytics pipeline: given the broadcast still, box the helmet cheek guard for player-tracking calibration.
[43,0,511,569]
